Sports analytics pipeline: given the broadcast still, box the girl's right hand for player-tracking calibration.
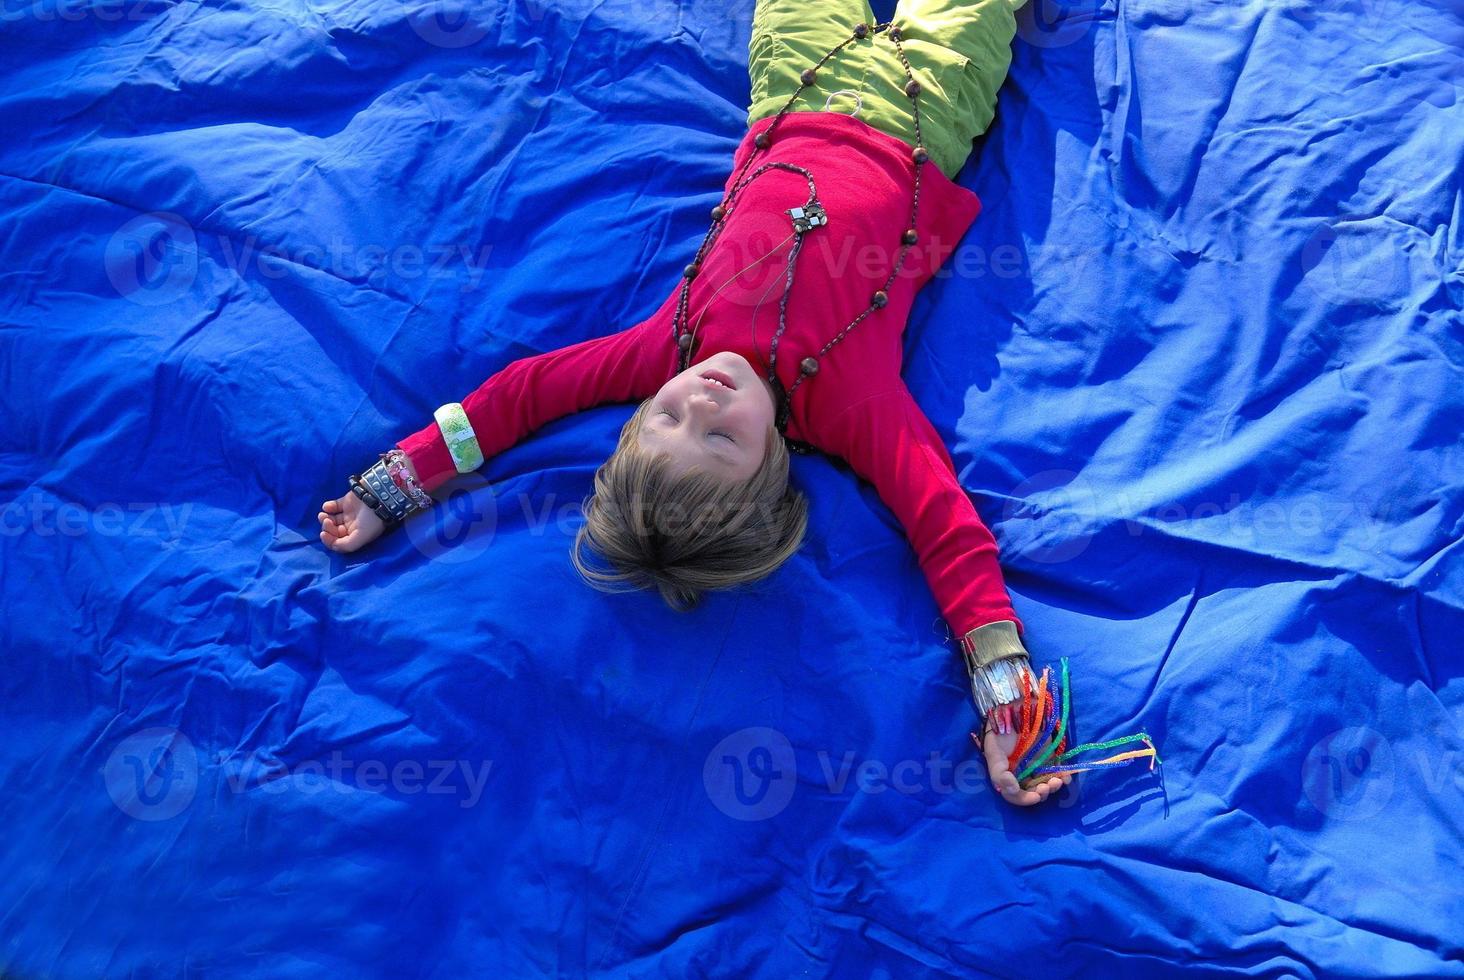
[318,492,387,553]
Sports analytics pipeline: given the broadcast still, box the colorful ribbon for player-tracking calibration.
[1005,657,1162,784]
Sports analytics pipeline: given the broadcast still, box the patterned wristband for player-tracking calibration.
[381,449,433,510]
[434,402,484,474]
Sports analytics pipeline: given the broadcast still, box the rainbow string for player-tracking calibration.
[1006,657,1162,783]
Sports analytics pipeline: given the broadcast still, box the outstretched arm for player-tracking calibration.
[817,381,1068,804]
[396,315,676,493]
[820,380,1026,657]
[320,307,676,552]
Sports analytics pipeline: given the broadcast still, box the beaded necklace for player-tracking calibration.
[672,21,930,455]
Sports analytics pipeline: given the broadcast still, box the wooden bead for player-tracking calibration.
[912,146,929,165]
[888,26,902,41]
[677,333,692,351]
[902,229,919,245]
[800,68,817,86]
[684,263,700,279]
[853,22,869,39]
[754,132,770,149]
[800,357,819,376]
[871,291,888,308]
[711,205,726,222]
[905,79,922,98]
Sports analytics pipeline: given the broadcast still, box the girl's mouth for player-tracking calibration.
[699,370,737,390]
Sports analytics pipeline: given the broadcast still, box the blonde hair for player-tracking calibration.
[571,397,808,611]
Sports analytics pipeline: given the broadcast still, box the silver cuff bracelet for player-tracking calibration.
[966,654,1035,718]
[959,620,1033,716]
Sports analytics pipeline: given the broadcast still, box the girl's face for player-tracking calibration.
[637,351,777,483]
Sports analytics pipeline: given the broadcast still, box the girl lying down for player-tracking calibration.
[318,0,1160,807]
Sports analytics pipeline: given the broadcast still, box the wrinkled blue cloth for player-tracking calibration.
[1,0,1460,976]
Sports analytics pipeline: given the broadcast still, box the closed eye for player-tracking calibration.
[660,410,734,444]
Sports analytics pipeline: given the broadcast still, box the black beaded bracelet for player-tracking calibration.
[349,473,398,526]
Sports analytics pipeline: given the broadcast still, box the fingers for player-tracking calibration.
[993,769,1043,806]
[319,526,361,553]
[319,501,351,552]
[992,767,1071,807]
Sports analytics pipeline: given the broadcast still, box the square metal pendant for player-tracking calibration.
[787,201,828,234]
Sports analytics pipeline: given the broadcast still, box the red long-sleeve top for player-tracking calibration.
[397,112,1024,641]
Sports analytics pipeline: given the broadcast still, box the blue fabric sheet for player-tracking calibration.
[1,0,1461,976]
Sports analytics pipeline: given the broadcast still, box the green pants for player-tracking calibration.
[747,0,1026,180]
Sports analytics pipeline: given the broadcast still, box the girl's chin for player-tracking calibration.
[695,351,752,382]
[703,350,748,372]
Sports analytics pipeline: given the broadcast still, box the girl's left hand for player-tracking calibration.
[979,703,1072,807]
[318,491,387,553]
